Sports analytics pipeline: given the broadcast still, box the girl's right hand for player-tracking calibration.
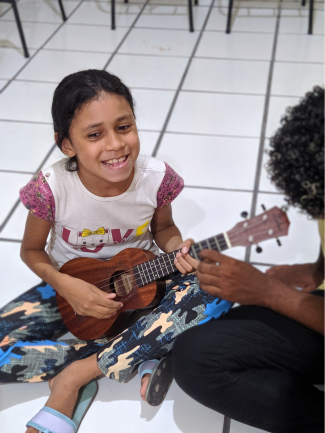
[57,275,123,319]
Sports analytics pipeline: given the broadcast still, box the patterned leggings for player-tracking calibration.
[0,273,232,383]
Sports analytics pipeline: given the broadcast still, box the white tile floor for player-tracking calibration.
[0,0,324,431]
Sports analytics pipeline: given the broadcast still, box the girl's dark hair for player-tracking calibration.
[51,69,135,171]
[266,86,324,218]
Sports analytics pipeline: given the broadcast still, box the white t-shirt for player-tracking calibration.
[20,155,184,270]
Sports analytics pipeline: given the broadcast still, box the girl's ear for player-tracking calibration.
[61,138,76,157]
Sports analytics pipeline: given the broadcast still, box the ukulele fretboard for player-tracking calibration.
[133,233,229,288]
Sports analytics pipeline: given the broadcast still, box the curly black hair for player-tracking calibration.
[266,86,324,218]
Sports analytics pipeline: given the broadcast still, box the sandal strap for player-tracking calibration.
[138,359,159,379]
[27,407,77,433]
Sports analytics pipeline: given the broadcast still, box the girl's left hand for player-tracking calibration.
[174,238,199,274]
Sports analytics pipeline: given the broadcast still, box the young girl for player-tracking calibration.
[0,70,232,433]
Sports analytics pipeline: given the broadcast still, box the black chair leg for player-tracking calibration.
[222,416,231,433]
[226,0,233,33]
[188,0,194,32]
[308,0,314,34]
[194,0,198,5]
[111,0,116,29]
[302,0,306,6]
[10,0,29,57]
[124,0,128,3]
[57,0,67,21]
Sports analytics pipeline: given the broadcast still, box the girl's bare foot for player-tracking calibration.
[25,354,101,433]
[140,373,151,401]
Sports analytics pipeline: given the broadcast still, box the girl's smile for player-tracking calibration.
[101,153,129,169]
[61,92,140,197]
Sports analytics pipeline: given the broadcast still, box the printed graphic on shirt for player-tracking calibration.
[135,220,150,236]
[61,220,150,254]
[77,227,110,249]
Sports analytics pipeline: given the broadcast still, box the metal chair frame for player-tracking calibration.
[1,0,67,58]
[226,0,314,34]
[111,0,198,32]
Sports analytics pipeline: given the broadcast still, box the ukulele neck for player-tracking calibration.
[133,233,229,288]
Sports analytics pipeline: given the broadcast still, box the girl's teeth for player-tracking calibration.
[104,156,127,166]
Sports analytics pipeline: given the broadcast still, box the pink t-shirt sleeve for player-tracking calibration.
[19,171,55,222]
[157,163,184,208]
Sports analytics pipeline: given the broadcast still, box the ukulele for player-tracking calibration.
[57,206,290,340]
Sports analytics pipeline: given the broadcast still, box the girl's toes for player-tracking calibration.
[140,373,151,400]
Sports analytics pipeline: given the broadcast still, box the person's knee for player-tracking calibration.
[173,326,204,388]
[173,327,197,378]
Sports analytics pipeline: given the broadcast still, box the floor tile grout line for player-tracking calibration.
[0,0,86,95]
[0,120,264,139]
[184,184,282,194]
[2,46,323,64]
[151,0,217,157]
[0,169,35,175]
[0,143,56,233]
[0,238,22,243]
[102,0,151,71]
[0,119,52,124]
[250,261,277,267]
[3,18,323,36]
[0,0,22,18]
[245,0,282,263]
[11,79,285,97]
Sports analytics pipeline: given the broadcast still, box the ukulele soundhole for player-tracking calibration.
[111,271,135,299]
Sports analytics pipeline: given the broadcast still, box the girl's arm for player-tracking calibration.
[150,204,198,273]
[21,213,122,319]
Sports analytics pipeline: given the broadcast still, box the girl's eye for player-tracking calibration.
[88,132,100,139]
[118,125,130,131]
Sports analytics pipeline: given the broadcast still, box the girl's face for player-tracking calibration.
[62,92,140,197]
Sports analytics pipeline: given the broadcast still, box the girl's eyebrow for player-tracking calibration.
[84,122,102,131]
[117,114,133,121]
[83,115,133,131]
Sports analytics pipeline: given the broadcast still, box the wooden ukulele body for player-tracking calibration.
[57,248,166,340]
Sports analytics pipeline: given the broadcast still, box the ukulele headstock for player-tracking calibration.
[227,206,290,248]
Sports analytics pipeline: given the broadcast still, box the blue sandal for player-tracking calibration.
[26,379,98,433]
[138,353,173,406]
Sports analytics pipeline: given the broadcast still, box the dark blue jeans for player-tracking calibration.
[173,291,324,433]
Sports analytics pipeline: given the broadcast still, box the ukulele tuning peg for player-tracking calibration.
[241,211,248,219]
[256,245,263,253]
[261,204,266,211]
[276,238,282,247]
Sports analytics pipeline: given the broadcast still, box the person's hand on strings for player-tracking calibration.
[196,250,270,305]
[174,238,199,275]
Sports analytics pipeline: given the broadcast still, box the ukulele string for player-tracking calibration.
[95,257,176,295]
[90,251,179,288]
[88,215,277,294]
[97,275,138,297]
[92,220,268,293]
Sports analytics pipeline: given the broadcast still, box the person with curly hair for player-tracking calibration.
[172,87,324,433]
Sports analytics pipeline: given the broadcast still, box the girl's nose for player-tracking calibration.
[105,132,124,151]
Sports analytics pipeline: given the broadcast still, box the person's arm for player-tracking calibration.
[21,212,122,318]
[265,245,324,292]
[196,250,324,335]
[150,204,198,273]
